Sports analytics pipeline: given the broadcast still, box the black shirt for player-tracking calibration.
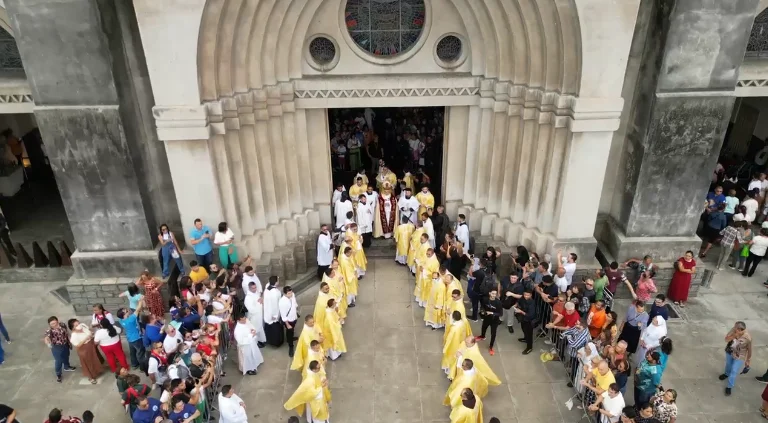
[189,362,206,380]
[541,283,559,301]
[481,297,503,319]
[0,405,15,423]
[516,298,536,322]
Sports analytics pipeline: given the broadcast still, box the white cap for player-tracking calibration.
[734,214,745,222]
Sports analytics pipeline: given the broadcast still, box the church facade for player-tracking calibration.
[2,0,764,277]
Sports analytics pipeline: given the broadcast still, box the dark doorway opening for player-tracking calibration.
[0,123,74,256]
[327,106,445,204]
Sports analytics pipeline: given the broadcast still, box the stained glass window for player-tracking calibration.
[309,37,337,65]
[436,35,462,62]
[345,0,426,57]
[746,8,768,58]
[0,28,23,71]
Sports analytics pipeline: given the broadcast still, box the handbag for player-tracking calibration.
[741,245,750,258]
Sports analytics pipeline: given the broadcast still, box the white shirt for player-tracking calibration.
[206,314,225,325]
[91,312,115,327]
[317,232,333,266]
[743,198,759,222]
[750,235,768,256]
[214,228,235,245]
[279,295,299,323]
[93,326,121,347]
[455,223,470,250]
[749,180,762,193]
[242,273,262,295]
[563,262,576,286]
[599,392,625,423]
[218,393,248,423]
[148,356,169,386]
[553,275,568,293]
[163,331,183,354]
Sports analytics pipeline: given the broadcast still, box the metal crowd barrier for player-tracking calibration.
[529,286,615,423]
[198,308,234,423]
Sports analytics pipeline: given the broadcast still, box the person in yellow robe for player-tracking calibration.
[348,224,367,278]
[394,216,415,265]
[406,226,426,271]
[442,271,464,299]
[322,298,347,360]
[283,360,330,423]
[449,388,484,423]
[416,186,435,222]
[349,177,366,210]
[338,247,358,307]
[424,271,446,328]
[401,170,416,192]
[325,264,347,321]
[443,359,490,407]
[303,340,327,380]
[445,288,473,343]
[449,336,502,386]
[375,164,397,191]
[313,281,332,329]
[415,243,438,307]
[354,170,369,187]
[290,315,324,373]
[442,310,470,372]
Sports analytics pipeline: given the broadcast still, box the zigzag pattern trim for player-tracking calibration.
[294,87,481,99]
[737,79,768,87]
[0,94,33,103]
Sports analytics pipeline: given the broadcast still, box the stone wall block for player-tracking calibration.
[32,241,49,267]
[47,241,62,267]
[15,243,32,268]
[59,241,73,266]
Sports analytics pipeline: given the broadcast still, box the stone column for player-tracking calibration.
[601,0,760,261]
[6,0,171,277]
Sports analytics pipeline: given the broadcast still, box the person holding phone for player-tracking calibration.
[189,219,214,271]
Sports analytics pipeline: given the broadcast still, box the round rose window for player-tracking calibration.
[344,0,426,57]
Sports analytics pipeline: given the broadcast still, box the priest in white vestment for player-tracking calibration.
[455,215,470,253]
[331,184,345,210]
[241,266,262,296]
[421,212,435,248]
[234,315,264,375]
[356,195,374,248]
[399,189,420,226]
[243,282,266,345]
[364,185,378,206]
[334,192,354,231]
[263,276,283,347]
[218,385,248,423]
[316,225,334,279]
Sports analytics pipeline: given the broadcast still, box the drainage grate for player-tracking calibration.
[665,303,686,322]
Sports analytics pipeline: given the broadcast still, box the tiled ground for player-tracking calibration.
[4,257,768,422]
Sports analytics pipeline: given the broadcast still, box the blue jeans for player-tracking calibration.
[724,352,745,388]
[196,251,214,271]
[0,313,9,341]
[161,244,185,278]
[51,344,71,377]
[0,339,4,363]
[128,339,146,368]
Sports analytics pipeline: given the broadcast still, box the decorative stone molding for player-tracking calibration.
[294,86,481,99]
[737,78,768,87]
[152,105,210,141]
[0,93,32,104]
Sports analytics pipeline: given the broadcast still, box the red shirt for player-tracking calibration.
[45,418,82,423]
[197,343,214,356]
[562,310,580,328]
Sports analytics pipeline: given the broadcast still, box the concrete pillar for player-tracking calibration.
[306,109,332,225]
[601,0,760,261]
[444,106,469,218]
[5,0,179,277]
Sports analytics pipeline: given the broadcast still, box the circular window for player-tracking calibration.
[309,37,337,65]
[436,35,462,63]
[344,0,426,57]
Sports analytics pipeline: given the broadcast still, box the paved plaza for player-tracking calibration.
[4,258,768,422]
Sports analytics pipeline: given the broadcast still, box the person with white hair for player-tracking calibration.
[218,384,248,423]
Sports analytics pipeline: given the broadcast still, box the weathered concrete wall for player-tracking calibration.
[67,277,169,314]
[5,0,181,263]
[602,0,759,262]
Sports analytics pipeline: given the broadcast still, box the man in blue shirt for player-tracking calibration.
[175,307,200,333]
[706,185,726,211]
[189,218,214,270]
[168,396,199,423]
[131,396,163,423]
[141,314,165,350]
[117,302,146,370]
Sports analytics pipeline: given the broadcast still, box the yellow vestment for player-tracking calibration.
[415,252,439,304]
[424,278,447,326]
[283,371,330,420]
[313,287,332,330]
[376,171,397,190]
[394,222,415,258]
[354,173,369,187]
[339,254,358,296]
[407,227,426,268]
[449,395,484,423]
[402,173,416,191]
[444,299,473,344]
[303,347,328,380]
[349,184,366,204]
[415,191,435,219]
[325,273,347,320]
[443,369,490,407]
[449,344,502,386]
[350,232,367,272]
[290,324,322,372]
[442,319,469,370]
[322,307,347,353]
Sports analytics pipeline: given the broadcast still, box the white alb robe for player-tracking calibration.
[263,286,282,325]
[400,196,419,225]
[331,189,345,208]
[364,191,378,206]
[243,292,266,343]
[218,393,248,423]
[335,200,354,230]
[356,202,374,234]
[455,223,470,250]
[422,218,435,248]
[317,232,333,267]
[241,273,262,296]
[234,321,264,374]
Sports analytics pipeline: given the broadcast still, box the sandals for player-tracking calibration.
[89,379,97,384]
